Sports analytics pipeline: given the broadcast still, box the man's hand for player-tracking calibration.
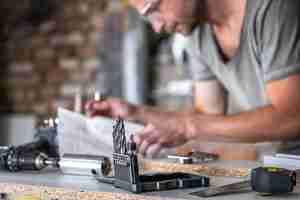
[85,98,137,119]
[134,118,189,157]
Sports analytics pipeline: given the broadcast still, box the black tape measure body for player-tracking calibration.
[251,167,296,195]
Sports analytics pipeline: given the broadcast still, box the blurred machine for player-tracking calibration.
[0,123,111,177]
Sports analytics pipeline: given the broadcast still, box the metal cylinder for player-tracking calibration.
[58,154,111,177]
[5,148,49,172]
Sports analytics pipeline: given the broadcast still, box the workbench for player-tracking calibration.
[0,160,299,200]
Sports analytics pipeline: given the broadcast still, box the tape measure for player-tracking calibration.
[251,167,297,195]
[191,166,297,197]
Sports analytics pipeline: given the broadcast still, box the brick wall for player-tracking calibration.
[0,0,111,120]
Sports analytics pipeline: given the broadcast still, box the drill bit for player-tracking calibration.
[120,119,127,154]
[112,118,127,154]
[191,180,251,197]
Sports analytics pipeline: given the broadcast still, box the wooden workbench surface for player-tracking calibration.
[2,160,299,200]
[0,183,169,200]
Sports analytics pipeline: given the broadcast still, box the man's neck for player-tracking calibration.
[204,0,247,27]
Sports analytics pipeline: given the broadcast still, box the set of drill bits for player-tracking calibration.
[111,118,210,193]
[112,118,128,155]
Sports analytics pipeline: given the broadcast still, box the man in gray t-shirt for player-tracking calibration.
[87,0,300,159]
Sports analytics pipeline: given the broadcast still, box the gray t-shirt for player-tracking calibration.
[186,0,300,154]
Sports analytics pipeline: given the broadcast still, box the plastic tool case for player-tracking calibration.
[112,118,210,193]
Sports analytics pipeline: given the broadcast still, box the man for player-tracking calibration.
[86,0,300,159]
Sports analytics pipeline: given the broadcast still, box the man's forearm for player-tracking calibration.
[130,103,300,144]
[186,105,300,143]
[130,105,187,126]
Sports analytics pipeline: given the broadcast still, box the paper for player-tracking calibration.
[57,108,144,157]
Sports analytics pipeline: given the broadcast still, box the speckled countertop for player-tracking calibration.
[2,160,297,200]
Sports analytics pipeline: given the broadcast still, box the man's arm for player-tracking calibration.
[131,80,226,125]
[193,81,226,114]
[134,74,300,156]
[132,80,227,156]
[185,75,300,143]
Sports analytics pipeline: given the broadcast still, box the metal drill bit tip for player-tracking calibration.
[191,180,251,197]
[112,118,128,154]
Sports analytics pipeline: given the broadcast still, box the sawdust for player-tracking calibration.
[140,160,250,178]
[0,183,170,200]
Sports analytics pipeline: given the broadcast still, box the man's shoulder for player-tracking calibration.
[249,0,300,22]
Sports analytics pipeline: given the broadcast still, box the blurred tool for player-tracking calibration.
[0,147,51,171]
[168,152,218,164]
[0,119,112,177]
[191,167,296,197]
[0,145,111,177]
[0,118,60,172]
[56,154,111,177]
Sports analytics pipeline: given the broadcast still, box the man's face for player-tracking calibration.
[129,0,204,35]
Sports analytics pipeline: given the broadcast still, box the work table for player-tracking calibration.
[0,160,299,200]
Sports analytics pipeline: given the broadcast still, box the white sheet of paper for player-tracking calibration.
[57,108,144,157]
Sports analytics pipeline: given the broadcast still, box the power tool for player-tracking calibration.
[0,125,112,177]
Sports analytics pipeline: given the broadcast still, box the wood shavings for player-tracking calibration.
[140,160,250,178]
[0,183,170,200]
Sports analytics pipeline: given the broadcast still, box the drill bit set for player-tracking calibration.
[111,118,210,193]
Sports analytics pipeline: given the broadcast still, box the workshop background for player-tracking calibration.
[0,0,192,145]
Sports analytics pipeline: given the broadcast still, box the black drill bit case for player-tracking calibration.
[112,118,210,193]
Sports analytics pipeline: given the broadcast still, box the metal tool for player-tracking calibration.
[191,180,251,197]
[0,124,59,172]
[0,134,111,177]
[55,154,111,177]
[111,118,210,193]
[3,148,51,171]
[191,167,297,197]
[0,123,112,177]
[0,147,111,177]
[168,155,193,164]
[168,152,218,164]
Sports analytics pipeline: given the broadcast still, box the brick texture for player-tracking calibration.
[0,0,110,120]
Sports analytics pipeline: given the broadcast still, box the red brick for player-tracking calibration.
[46,68,67,84]
[60,83,82,97]
[66,31,85,46]
[81,58,100,71]
[59,58,80,71]
[34,48,55,60]
[39,21,57,34]
[8,62,34,75]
